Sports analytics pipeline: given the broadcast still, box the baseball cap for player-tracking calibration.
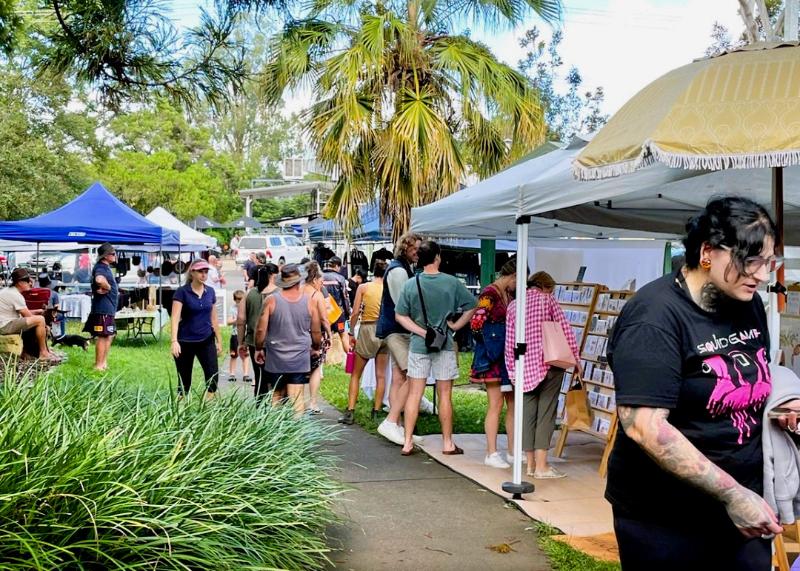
[191,260,211,271]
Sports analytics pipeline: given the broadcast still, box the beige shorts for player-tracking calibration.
[0,318,30,335]
[407,350,459,381]
[385,333,410,372]
[355,323,387,360]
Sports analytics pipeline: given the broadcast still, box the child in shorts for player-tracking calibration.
[227,290,251,383]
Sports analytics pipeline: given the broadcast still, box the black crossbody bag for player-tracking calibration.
[416,275,447,353]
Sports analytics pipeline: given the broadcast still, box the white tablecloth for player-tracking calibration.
[60,294,92,323]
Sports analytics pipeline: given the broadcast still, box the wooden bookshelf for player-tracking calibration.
[554,288,635,477]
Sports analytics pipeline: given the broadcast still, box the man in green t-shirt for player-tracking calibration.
[395,240,476,456]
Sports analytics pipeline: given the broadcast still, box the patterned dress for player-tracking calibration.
[470,285,509,382]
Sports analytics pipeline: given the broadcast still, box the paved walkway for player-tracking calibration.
[319,403,550,571]
[217,259,551,569]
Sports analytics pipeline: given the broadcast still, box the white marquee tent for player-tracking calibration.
[410,136,800,496]
[146,207,218,250]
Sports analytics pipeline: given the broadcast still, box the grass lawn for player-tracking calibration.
[51,321,230,396]
[319,351,507,435]
[536,524,620,571]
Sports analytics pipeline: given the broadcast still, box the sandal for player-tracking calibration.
[533,466,566,479]
[401,447,417,456]
[442,444,464,456]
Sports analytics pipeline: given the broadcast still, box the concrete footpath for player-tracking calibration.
[318,403,551,571]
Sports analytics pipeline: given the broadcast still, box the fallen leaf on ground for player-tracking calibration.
[487,540,519,554]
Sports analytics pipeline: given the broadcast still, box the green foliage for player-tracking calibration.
[96,99,246,222]
[319,359,503,436]
[262,0,561,239]
[0,336,341,569]
[0,65,97,221]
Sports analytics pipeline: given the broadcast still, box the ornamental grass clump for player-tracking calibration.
[0,370,341,570]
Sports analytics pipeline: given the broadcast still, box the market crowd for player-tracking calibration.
[4,196,800,570]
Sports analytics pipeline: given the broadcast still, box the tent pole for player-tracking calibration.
[502,215,535,500]
[35,242,40,279]
[158,244,163,341]
[769,166,784,362]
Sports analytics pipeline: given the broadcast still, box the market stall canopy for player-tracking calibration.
[412,137,800,244]
[411,138,687,240]
[0,182,179,245]
[308,203,388,243]
[312,202,518,249]
[188,215,221,229]
[226,216,263,229]
[573,42,800,180]
[146,207,217,249]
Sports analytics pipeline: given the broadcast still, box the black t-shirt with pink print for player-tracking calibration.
[605,268,770,525]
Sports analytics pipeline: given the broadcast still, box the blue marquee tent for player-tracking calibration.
[308,203,388,242]
[0,182,178,245]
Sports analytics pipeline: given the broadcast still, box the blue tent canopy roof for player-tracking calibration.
[0,182,178,245]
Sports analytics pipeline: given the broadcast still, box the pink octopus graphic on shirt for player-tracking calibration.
[702,347,771,444]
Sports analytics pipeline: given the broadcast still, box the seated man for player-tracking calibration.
[0,268,60,362]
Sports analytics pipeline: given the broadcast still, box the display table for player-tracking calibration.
[60,294,92,323]
[114,309,166,342]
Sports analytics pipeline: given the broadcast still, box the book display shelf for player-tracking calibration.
[552,286,635,476]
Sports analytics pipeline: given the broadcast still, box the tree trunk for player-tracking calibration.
[738,0,760,42]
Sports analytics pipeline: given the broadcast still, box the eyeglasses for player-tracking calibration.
[720,246,784,275]
[743,254,784,275]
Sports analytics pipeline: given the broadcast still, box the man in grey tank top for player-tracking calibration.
[255,265,323,415]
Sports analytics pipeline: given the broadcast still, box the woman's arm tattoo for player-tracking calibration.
[618,405,738,503]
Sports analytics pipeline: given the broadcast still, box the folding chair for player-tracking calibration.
[773,520,800,571]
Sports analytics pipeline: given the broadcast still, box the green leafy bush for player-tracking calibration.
[0,369,341,570]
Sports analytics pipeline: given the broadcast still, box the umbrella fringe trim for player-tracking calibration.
[571,153,655,181]
[573,142,800,180]
[649,143,800,171]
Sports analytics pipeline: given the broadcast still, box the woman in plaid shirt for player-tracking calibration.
[505,271,580,479]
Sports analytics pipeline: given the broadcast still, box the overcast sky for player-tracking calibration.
[170,0,747,119]
[474,0,745,116]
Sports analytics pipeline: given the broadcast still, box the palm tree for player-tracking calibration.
[262,0,561,239]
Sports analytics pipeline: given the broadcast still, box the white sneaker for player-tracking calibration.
[485,452,511,469]
[396,423,424,444]
[377,420,405,446]
[505,453,527,465]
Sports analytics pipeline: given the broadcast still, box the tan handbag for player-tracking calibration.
[542,321,576,369]
[565,376,592,430]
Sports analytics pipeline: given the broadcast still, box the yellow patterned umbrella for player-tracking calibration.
[573,41,800,181]
[573,41,799,340]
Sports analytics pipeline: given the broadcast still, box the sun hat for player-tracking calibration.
[275,264,302,289]
[97,243,116,259]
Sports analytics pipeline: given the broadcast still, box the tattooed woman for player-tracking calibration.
[606,197,799,570]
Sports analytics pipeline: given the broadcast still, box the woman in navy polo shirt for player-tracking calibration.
[171,259,223,400]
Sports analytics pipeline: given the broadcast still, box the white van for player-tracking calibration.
[235,234,307,265]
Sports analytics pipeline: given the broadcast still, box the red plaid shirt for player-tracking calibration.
[505,289,580,392]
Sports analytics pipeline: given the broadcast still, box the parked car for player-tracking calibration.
[235,234,307,265]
